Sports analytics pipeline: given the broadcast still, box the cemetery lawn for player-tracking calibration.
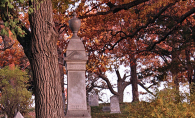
[91,103,130,118]
[0,103,131,118]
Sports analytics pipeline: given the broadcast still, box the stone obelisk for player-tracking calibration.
[64,12,91,118]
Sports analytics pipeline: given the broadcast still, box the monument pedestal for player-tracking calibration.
[66,110,91,118]
[65,63,91,118]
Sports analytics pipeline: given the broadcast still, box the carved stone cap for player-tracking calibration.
[64,51,88,61]
[66,37,85,52]
[69,12,81,37]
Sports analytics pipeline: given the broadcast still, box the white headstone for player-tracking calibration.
[14,112,24,118]
[110,95,121,113]
[88,94,99,106]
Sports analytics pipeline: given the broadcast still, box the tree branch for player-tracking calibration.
[148,7,195,51]
[115,69,122,81]
[98,73,119,96]
[138,82,155,96]
[79,0,149,19]
[105,2,177,51]
[86,78,99,93]
[124,81,132,88]
[0,43,14,51]
[16,25,32,59]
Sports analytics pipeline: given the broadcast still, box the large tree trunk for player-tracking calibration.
[171,48,180,103]
[116,69,130,103]
[99,70,131,103]
[171,50,179,91]
[29,0,64,117]
[117,79,124,103]
[130,56,139,102]
[185,48,194,93]
[116,70,124,103]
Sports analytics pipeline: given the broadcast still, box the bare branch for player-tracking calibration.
[98,73,119,96]
[105,2,177,51]
[115,69,122,81]
[138,82,155,96]
[79,0,149,19]
[148,7,195,51]
[0,43,14,51]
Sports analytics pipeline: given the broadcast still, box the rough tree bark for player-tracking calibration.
[116,70,130,103]
[171,47,180,103]
[171,48,179,91]
[130,55,139,102]
[28,0,64,117]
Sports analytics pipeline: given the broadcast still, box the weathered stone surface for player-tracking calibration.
[66,62,86,71]
[110,95,121,114]
[88,94,99,106]
[65,50,88,61]
[67,71,87,110]
[102,106,110,112]
[14,112,24,118]
[66,38,86,52]
[65,58,91,118]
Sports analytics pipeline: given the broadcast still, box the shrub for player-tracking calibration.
[126,85,195,118]
[0,66,33,118]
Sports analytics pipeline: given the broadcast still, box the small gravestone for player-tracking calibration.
[102,106,110,112]
[14,112,24,118]
[110,95,121,113]
[88,94,99,106]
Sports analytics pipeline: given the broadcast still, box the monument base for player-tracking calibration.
[65,110,91,118]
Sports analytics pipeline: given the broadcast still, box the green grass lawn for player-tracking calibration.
[91,103,130,118]
[0,103,131,118]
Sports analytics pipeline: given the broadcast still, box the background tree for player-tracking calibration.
[0,66,33,118]
[76,0,195,102]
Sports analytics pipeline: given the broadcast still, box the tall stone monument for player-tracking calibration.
[64,12,91,118]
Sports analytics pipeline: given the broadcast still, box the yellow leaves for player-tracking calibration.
[126,85,195,118]
[94,39,100,45]
[63,66,67,74]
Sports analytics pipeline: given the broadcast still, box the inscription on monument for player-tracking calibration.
[67,64,86,70]
[69,105,86,110]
